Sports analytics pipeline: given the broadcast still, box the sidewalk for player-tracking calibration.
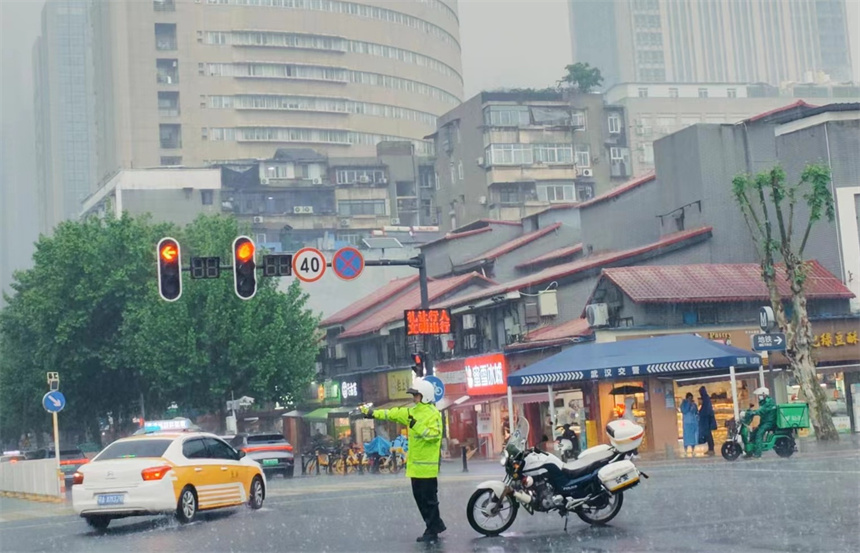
[0,495,73,523]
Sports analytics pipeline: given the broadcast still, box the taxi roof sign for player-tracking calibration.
[134,418,198,435]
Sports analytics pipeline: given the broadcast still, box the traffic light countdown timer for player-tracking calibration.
[157,237,182,301]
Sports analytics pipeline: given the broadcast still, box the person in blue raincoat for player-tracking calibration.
[680,392,699,457]
[697,386,717,456]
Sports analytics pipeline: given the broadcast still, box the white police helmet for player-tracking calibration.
[407,379,436,404]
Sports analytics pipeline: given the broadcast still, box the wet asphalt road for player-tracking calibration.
[1,450,858,553]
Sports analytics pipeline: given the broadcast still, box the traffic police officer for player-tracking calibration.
[361,378,446,542]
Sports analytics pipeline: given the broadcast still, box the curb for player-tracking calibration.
[0,491,65,504]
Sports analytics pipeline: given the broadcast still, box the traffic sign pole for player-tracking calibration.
[52,411,61,491]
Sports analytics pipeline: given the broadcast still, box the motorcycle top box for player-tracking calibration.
[605,420,644,452]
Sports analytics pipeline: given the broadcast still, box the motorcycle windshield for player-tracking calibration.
[505,417,530,457]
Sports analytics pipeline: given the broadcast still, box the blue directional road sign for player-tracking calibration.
[42,391,66,413]
[423,375,445,403]
[752,333,786,352]
[332,246,364,281]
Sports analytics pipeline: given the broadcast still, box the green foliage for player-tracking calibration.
[559,63,604,93]
[0,214,321,447]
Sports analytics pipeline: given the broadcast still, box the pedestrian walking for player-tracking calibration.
[360,378,446,543]
[680,392,699,457]
[697,386,717,455]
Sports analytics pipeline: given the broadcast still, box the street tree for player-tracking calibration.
[0,214,168,445]
[559,62,603,93]
[120,215,321,428]
[732,164,839,441]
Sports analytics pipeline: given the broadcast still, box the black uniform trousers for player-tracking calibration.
[411,477,446,535]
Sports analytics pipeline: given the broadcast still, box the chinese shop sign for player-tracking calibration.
[388,370,414,400]
[465,353,508,396]
[404,308,451,336]
[812,331,857,348]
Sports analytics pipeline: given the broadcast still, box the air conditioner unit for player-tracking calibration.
[260,178,269,185]
[252,216,264,223]
[380,177,388,184]
[476,156,484,166]
[358,175,371,184]
[339,219,350,228]
[478,196,487,205]
[312,177,322,184]
[293,206,313,214]
[430,217,439,225]
[391,218,400,225]
[581,169,594,177]
[585,303,609,328]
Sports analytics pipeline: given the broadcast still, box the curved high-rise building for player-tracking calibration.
[92,0,463,175]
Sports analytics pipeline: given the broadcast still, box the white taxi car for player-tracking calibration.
[72,422,266,530]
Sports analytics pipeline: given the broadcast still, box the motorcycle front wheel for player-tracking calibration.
[466,488,519,537]
[721,441,743,461]
[576,491,623,525]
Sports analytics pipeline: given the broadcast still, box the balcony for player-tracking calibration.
[153,0,175,11]
[156,59,179,85]
[260,176,329,188]
[159,124,182,149]
[155,24,177,51]
[157,91,180,117]
[396,197,419,212]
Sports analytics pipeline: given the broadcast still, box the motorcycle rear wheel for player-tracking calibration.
[466,488,519,537]
[721,441,743,461]
[774,437,795,458]
[576,491,623,526]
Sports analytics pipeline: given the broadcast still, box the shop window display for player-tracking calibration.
[674,379,757,449]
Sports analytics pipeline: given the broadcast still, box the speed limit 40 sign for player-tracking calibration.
[292,247,326,283]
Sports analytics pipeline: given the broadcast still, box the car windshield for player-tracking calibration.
[94,439,172,461]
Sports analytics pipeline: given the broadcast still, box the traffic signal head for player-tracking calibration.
[411,352,426,378]
[232,236,257,300]
[157,237,182,301]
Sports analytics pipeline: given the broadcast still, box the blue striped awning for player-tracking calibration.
[508,334,761,387]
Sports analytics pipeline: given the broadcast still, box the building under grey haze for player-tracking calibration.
[569,0,854,88]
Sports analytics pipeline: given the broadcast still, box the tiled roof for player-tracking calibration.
[578,173,656,209]
[435,227,713,309]
[599,261,854,304]
[745,100,816,123]
[516,244,583,270]
[338,272,497,339]
[418,227,492,248]
[320,275,418,326]
[463,223,563,264]
[506,318,592,352]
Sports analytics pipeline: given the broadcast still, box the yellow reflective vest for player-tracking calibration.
[373,402,442,478]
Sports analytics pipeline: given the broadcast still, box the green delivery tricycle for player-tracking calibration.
[721,403,809,461]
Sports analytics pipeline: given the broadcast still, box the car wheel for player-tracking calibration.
[248,476,265,510]
[85,515,111,531]
[176,486,198,523]
[284,465,294,478]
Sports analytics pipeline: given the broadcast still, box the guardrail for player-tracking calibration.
[0,459,62,501]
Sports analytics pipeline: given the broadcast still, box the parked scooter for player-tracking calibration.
[554,424,581,462]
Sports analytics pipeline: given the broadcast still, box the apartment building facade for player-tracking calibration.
[568,0,854,87]
[432,91,630,232]
[606,82,860,175]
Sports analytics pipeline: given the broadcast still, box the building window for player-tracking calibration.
[638,87,648,98]
[335,169,385,184]
[575,184,594,201]
[457,160,464,180]
[574,144,591,167]
[355,348,362,366]
[533,144,573,163]
[698,88,708,98]
[607,113,621,134]
[337,200,387,216]
[201,190,214,205]
[483,105,530,127]
[160,156,182,166]
[255,232,267,244]
[669,87,679,98]
[642,142,654,164]
[498,186,522,204]
[610,147,624,161]
[570,110,587,129]
[537,183,575,202]
[485,144,534,166]
[727,88,737,98]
